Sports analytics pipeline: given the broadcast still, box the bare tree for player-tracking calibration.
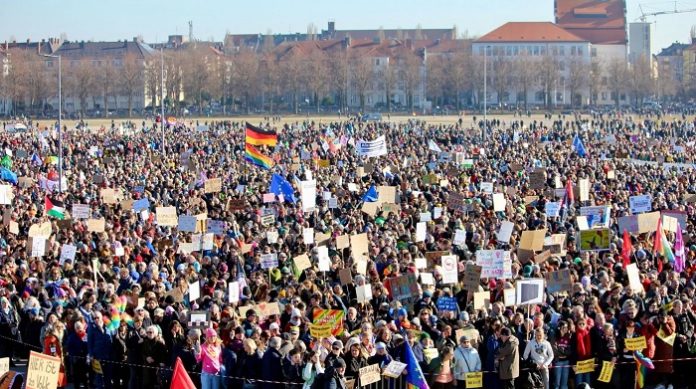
[280,53,304,114]
[164,51,184,114]
[444,51,470,110]
[181,46,211,113]
[349,51,373,112]
[95,59,117,117]
[145,57,161,110]
[397,50,422,111]
[627,55,653,106]
[25,57,51,115]
[426,55,446,109]
[537,55,559,108]
[258,53,281,114]
[567,58,588,107]
[607,59,628,107]
[4,50,30,115]
[588,59,603,106]
[304,50,330,113]
[66,59,97,117]
[490,56,512,106]
[512,54,536,110]
[120,53,144,117]
[232,50,259,114]
[327,49,348,112]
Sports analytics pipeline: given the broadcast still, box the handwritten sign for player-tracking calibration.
[466,372,483,388]
[156,206,178,226]
[178,215,197,232]
[71,204,90,219]
[87,218,106,233]
[625,336,647,351]
[358,364,381,386]
[26,351,61,389]
[309,323,333,338]
[204,178,222,193]
[382,361,407,378]
[575,358,595,374]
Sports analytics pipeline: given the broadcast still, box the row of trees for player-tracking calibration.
[0,43,689,118]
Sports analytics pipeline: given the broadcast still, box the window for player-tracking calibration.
[375,59,380,66]
[540,46,546,55]
[601,92,607,100]
[577,47,583,56]
[533,46,539,56]
[46,61,53,68]
[513,46,519,56]
[551,46,558,56]
[479,47,484,55]
[591,48,597,57]
[570,46,576,56]
[559,61,565,71]
[506,46,512,56]
[560,46,565,56]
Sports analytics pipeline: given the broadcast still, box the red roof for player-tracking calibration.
[555,0,627,44]
[476,22,587,43]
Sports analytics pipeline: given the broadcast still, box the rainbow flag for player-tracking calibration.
[404,336,430,389]
[634,351,654,388]
[245,143,274,170]
[245,122,278,147]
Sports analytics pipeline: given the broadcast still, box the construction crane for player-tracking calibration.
[637,1,696,21]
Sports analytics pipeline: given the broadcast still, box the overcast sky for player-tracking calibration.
[1,0,695,53]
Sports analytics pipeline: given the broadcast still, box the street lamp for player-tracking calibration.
[483,45,490,141]
[40,53,62,193]
[160,47,165,155]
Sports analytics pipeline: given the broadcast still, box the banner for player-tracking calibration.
[356,136,388,157]
[312,309,345,336]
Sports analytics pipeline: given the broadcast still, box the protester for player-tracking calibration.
[0,112,695,389]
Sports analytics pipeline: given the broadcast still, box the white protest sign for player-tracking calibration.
[228,281,240,304]
[416,222,427,242]
[441,255,458,284]
[303,227,314,245]
[72,204,90,219]
[545,202,561,217]
[476,250,512,279]
[515,279,545,305]
[188,281,200,301]
[497,221,514,243]
[629,195,652,214]
[60,244,77,264]
[356,136,388,157]
[261,253,279,269]
[493,193,506,212]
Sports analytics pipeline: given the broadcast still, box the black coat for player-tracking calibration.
[260,347,283,389]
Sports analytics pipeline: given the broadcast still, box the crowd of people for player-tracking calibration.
[0,111,695,389]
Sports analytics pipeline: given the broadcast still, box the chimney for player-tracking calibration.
[343,36,351,48]
[328,21,335,34]
[26,39,30,44]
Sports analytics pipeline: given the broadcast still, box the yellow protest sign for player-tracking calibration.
[466,372,483,388]
[597,361,614,383]
[625,336,647,351]
[575,359,595,374]
[26,351,61,389]
[657,329,676,346]
[309,323,333,338]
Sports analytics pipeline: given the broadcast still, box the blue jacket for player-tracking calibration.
[87,323,112,360]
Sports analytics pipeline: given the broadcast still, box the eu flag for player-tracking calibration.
[572,134,587,157]
[404,338,430,389]
[269,174,297,203]
[361,185,378,203]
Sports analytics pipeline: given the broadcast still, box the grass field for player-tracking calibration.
[29,112,694,130]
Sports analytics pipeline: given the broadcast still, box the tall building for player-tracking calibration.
[629,22,652,64]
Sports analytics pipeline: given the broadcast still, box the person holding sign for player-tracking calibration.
[595,323,618,389]
[617,320,639,389]
[428,346,455,389]
[453,335,482,389]
[43,322,67,388]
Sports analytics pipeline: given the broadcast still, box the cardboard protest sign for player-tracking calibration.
[377,186,396,205]
[661,210,687,230]
[87,218,106,233]
[473,291,490,310]
[204,178,222,193]
[463,263,482,290]
[156,206,178,226]
[100,188,121,204]
[578,229,611,252]
[519,229,547,251]
[309,323,333,338]
[238,302,280,319]
[228,198,247,211]
[350,233,369,262]
[26,351,61,389]
[390,274,420,305]
[339,269,352,285]
[293,254,311,273]
[529,171,545,190]
[358,364,381,386]
[546,269,572,294]
[28,222,52,238]
[336,234,350,250]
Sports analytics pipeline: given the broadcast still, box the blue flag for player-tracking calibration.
[572,134,587,157]
[362,185,378,202]
[269,174,297,203]
[0,168,18,185]
[404,337,430,389]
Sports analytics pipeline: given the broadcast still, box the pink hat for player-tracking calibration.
[205,328,217,339]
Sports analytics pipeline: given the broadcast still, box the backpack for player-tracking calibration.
[311,372,327,389]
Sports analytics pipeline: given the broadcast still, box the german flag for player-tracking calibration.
[245,122,278,147]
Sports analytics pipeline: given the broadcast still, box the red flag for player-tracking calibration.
[653,218,663,255]
[563,179,574,208]
[621,229,632,268]
[170,357,196,389]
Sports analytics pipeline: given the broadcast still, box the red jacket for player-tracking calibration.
[574,328,592,360]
